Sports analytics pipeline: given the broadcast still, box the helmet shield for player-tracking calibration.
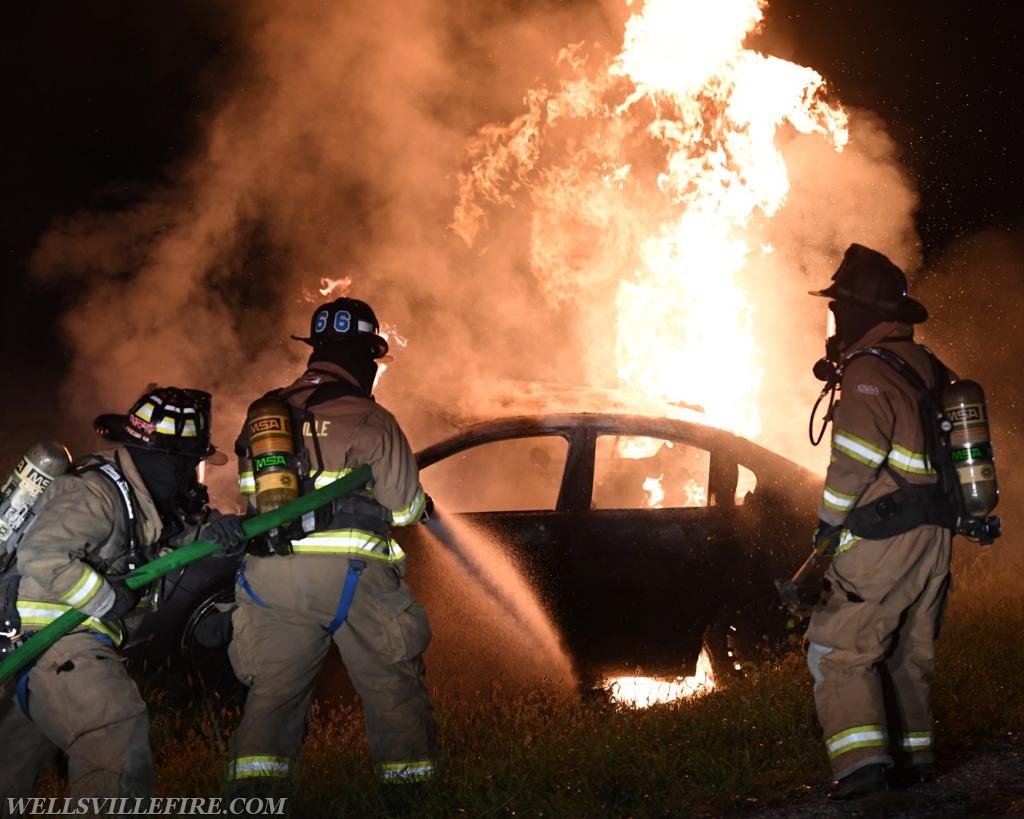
[94,386,227,464]
[809,243,927,324]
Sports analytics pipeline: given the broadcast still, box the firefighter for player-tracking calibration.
[804,243,951,800]
[0,386,243,815]
[225,297,435,814]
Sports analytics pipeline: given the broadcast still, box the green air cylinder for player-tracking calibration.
[245,395,299,514]
[943,379,999,518]
[0,440,72,553]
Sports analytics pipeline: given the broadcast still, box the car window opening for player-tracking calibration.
[421,434,570,513]
[592,435,757,510]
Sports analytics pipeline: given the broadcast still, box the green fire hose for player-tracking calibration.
[0,465,371,686]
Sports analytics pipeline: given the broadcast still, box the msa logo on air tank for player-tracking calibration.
[946,405,984,423]
[22,464,53,489]
[249,417,285,434]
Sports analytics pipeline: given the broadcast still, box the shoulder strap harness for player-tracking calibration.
[834,344,960,539]
[274,373,391,539]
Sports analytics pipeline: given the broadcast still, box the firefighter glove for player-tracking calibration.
[0,570,22,637]
[101,577,140,622]
[812,519,842,555]
[203,513,248,558]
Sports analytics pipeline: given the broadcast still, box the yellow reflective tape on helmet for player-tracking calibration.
[17,601,123,644]
[832,429,887,468]
[228,755,292,780]
[375,760,434,782]
[60,565,104,608]
[134,401,156,422]
[826,725,888,760]
[392,487,426,526]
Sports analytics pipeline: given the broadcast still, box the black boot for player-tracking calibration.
[895,762,936,788]
[828,763,889,800]
[380,782,428,817]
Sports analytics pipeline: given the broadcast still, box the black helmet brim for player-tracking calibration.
[291,333,392,361]
[808,285,928,324]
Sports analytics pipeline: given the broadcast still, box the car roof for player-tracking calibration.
[415,410,818,486]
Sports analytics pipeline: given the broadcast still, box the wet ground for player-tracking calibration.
[727,739,1024,818]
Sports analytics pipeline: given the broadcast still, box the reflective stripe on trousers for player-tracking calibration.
[227,755,293,780]
[826,725,889,761]
[376,759,435,783]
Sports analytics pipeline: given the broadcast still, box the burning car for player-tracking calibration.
[396,407,820,688]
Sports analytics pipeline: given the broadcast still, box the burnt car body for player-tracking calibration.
[121,409,821,690]
[397,412,820,683]
[121,552,238,691]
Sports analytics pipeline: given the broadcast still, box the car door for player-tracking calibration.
[564,426,751,676]
[401,427,582,618]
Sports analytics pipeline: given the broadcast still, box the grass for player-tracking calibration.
[33,577,1024,818]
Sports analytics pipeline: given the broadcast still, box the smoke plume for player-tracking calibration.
[29,0,616,477]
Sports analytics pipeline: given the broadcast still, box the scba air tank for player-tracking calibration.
[943,379,999,518]
[245,395,299,514]
[0,440,72,553]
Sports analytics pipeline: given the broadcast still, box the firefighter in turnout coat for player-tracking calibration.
[226,297,435,810]
[805,244,953,800]
[0,387,236,815]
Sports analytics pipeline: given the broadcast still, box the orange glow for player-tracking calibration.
[454,0,848,440]
[604,646,716,707]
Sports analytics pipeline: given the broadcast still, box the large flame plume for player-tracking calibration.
[453,0,848,438]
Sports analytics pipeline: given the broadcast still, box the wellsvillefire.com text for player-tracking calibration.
[7,797,286,816]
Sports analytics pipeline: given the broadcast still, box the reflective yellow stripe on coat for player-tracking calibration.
[59,565,105,609]
[17,600,123,645]
[290,530,405,561]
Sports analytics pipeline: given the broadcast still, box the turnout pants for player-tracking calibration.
[806,525,952,779]
[0,632,153,818]
[226,554,436,795]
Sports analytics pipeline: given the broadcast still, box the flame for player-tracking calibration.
[453,0,847,438]
[317,276,352,298]
[682,477,708,507]
[605,645,716,708]
[642,474,665,508]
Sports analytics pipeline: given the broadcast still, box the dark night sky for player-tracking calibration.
[1,0,1022,422]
